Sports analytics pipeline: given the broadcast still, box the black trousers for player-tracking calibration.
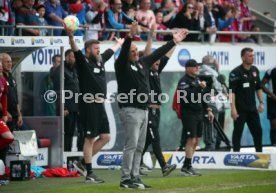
[141,108,166,169]
[64,112,83,151]
[215,111,226,149]
[233,110,263,152]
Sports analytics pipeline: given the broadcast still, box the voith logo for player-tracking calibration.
[11,38,25,45]
[178,49,191,67]
[74,38,81,44]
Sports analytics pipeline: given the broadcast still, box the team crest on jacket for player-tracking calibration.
[252,72,257,77]
[138,63,143,69]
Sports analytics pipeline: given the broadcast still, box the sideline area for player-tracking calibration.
[1,169,276,193]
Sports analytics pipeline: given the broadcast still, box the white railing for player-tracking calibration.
[1,25,276,44]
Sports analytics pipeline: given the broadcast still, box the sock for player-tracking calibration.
[0,147,7,164]
[183,158,192,169]
[0,138,14,150]
[85,163,92,175]
[271,129,276,145]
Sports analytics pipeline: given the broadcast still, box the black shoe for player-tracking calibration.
[140,163,152,171]
[85,173,105,183]
[176,146,185,151]
[132,177,151,189]
[139,169,148,177]
[120,179,138,189]
[73,161,87,176]
[181,167,202,176]
[162,164,176,177]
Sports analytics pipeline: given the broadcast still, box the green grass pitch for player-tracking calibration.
[1,169,276,193]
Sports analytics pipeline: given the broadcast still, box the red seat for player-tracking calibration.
[38,138,51,148]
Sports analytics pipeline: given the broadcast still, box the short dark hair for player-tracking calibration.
[154,8,163,15]
[65,49,74,57]
[52,54,61,63]
[85,39,100,52]
[126,5,137,12]
[110,0,115,5]
[241,47,253,57]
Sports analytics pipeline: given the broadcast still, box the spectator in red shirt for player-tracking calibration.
[0,53,14,165]
[15,0,40,36]
[218,6,235,42]
[240,0,256,32]
[155,8,170,41]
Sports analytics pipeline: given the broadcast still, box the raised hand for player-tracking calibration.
[130,22,140,36]
[115,37,125,46]
[172,28,189,44]
[149,23,156,38]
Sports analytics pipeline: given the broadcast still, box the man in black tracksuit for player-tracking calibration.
[2,53,23,132]
[229,47,264,152]
[178,59,214,176]
[140,36,177,177]
[261,65,276,146]
[68,30,124,183]
[62,49,82,152]
[115,23,188,189]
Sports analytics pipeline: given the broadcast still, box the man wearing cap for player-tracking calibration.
[177,59,214,176]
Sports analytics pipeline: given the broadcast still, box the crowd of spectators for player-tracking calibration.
[0,0,269,43]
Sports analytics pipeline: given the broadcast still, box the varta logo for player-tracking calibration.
[11,38,25,45]
[230,154,256,160]
[32,38,45,45]
[50,38,63,45]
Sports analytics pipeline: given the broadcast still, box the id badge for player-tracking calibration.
[152,108,156,115]
[243,82,250,88]
[94,68,100,73]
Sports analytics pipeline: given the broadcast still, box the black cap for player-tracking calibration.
[36,3,45,10]
[185,59,200,67]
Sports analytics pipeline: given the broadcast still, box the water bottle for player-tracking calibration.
[11,165,16,178]
[68,160,73,172]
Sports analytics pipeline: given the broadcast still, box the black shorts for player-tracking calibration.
[267,99,276,120]
[181,112,203,139]
[79,102,110,138]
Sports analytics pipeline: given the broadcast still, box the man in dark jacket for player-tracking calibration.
[68,29,124,183]
[62,49,82,152]
[115,22,188,189]
[229,47,264,152]
[2,53,23,132]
